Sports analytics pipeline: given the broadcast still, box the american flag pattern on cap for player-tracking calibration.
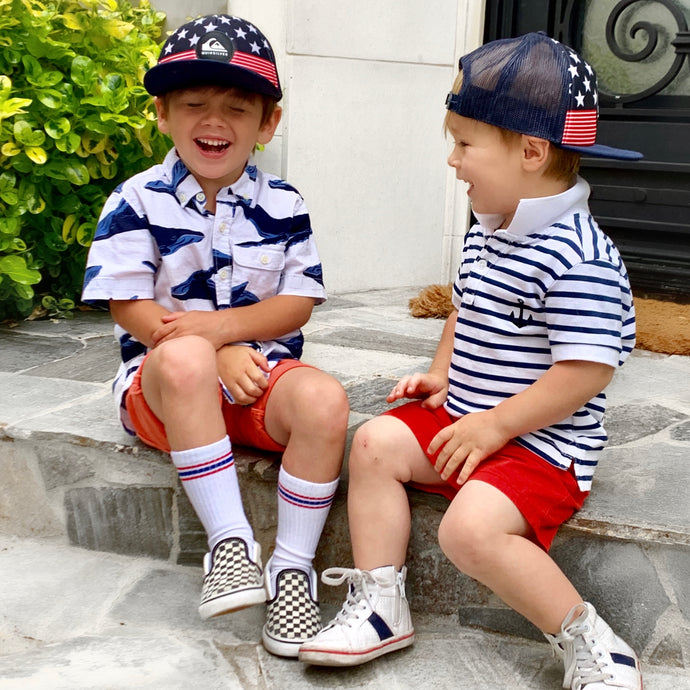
[445,32,642,161]
[144,15,281,99]
[561,45,598,147]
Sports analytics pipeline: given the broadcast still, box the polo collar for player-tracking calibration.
[474,176,591,237]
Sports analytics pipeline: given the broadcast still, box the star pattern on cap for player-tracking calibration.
[560,44,599,146]
[150,14,281,96]
[162,15,275,61]
[566,49,598,109]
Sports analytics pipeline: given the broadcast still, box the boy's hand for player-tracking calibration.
[152,310,227,349]
[427,409,509,485]
[217,345,270,406]
[387,371,448,409]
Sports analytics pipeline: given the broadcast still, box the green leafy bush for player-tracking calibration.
[0,0,169,320]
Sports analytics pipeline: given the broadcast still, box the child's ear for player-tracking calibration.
[522,136,550,172]
[154,97,170,135]
[257,105,282,146]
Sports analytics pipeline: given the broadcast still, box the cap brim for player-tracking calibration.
[144,60,282,100]
[559,142,643,161]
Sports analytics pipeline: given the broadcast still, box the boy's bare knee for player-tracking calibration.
[350,419,380,456]
[349,418,398,476]
[292,372,349,432]
[150,336,217,390]
[438,509,489,575]
[316,376,349,428]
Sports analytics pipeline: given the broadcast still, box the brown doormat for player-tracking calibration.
[409,285,690,356]
[634,297,690,356]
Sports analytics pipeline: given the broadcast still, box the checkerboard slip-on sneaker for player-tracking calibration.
[198,537,266,620]
[298,565,414,667]
[262,558,322,658]
[546,602,642,690]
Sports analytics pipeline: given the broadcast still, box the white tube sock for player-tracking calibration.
[170,436,254,551]
[269,466,339,587]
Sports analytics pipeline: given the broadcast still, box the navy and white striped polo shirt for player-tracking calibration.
[446,177,635,491]
[82,149,326,434]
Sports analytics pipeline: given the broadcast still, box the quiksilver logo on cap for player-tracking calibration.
[197,31,235,62]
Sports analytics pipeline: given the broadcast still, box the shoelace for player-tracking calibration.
[549,621,614,689]
[320,567,392,629]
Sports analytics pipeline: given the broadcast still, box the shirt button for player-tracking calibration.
[196,192,205,202]
[219,269,229,281]
[477,259,488,270]
[219,223,228,234]
[179,193,187,203]
[260,255,270,265]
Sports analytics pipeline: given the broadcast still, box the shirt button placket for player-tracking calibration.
[214,214,232,308]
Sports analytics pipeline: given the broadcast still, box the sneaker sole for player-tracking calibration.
[298,631,415,667]
[198,584,266,620]
[262,627,315,658]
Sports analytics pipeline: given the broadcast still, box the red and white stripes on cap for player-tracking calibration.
[144,15,282,100]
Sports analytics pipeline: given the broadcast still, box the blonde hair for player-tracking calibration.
[445,70,580,183]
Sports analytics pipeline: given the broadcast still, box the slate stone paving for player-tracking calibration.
[1,289,689,686]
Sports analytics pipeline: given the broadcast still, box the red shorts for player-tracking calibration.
[125,357,311,454]
[383,401,588,551]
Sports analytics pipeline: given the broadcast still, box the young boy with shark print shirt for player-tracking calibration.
[82,15,348,658]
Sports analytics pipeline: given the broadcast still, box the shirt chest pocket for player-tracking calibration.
[231,245,286,302]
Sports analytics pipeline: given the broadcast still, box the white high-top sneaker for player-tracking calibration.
[546,602,642,690]
[298,565,414,666]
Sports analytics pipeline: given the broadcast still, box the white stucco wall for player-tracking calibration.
[154,0,228,33]
[158,1,485,292]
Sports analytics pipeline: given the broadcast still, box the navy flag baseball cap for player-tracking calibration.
[445,32,642,161]
[144,15,282,100]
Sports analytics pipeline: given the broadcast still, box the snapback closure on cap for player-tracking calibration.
[446,92,461,112]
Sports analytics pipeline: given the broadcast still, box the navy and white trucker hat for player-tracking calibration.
[445,32,643,161]
[144,15,282,100]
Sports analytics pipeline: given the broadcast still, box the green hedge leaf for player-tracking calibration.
[0,0,167,320]
[63,161,90,185]
[0,96,33,120]
[25,145,48,165]
[45,117,71,139]
[14,120,46,146]
[71,55,98,92]
[0,254,42,285]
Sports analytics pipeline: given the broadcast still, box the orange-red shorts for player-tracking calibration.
[125,357,311,454]
[383,400,588,551]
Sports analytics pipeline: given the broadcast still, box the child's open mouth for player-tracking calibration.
[196,138,231,153]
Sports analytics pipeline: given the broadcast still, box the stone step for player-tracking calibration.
[3,535,687,690]
[3,411,689,671]
[2,291,689,673]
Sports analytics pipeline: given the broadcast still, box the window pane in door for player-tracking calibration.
[581,0,690,102]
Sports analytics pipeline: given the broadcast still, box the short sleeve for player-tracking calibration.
[546,260,635,367]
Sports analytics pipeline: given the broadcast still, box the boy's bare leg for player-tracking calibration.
[139,335,265,617]
[346,415,446,570]
[140,334,256,556]
[438,480,582,635]
[140,335,226,450]
[264,366,349,482]
[260,366,349,656]
[297,414,442,665]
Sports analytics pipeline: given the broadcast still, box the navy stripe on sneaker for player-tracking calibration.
[610,652,639,669]
[368,611,393,641]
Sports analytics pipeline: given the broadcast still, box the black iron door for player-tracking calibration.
[484,0,690,298]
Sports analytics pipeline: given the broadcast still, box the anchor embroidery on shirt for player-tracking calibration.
[510,299,534,328]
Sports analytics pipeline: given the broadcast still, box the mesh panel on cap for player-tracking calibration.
[464,37,567,141]
[446,32,643,160]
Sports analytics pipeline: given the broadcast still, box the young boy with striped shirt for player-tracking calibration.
[299,32,643,690]
[82,15,348,658]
